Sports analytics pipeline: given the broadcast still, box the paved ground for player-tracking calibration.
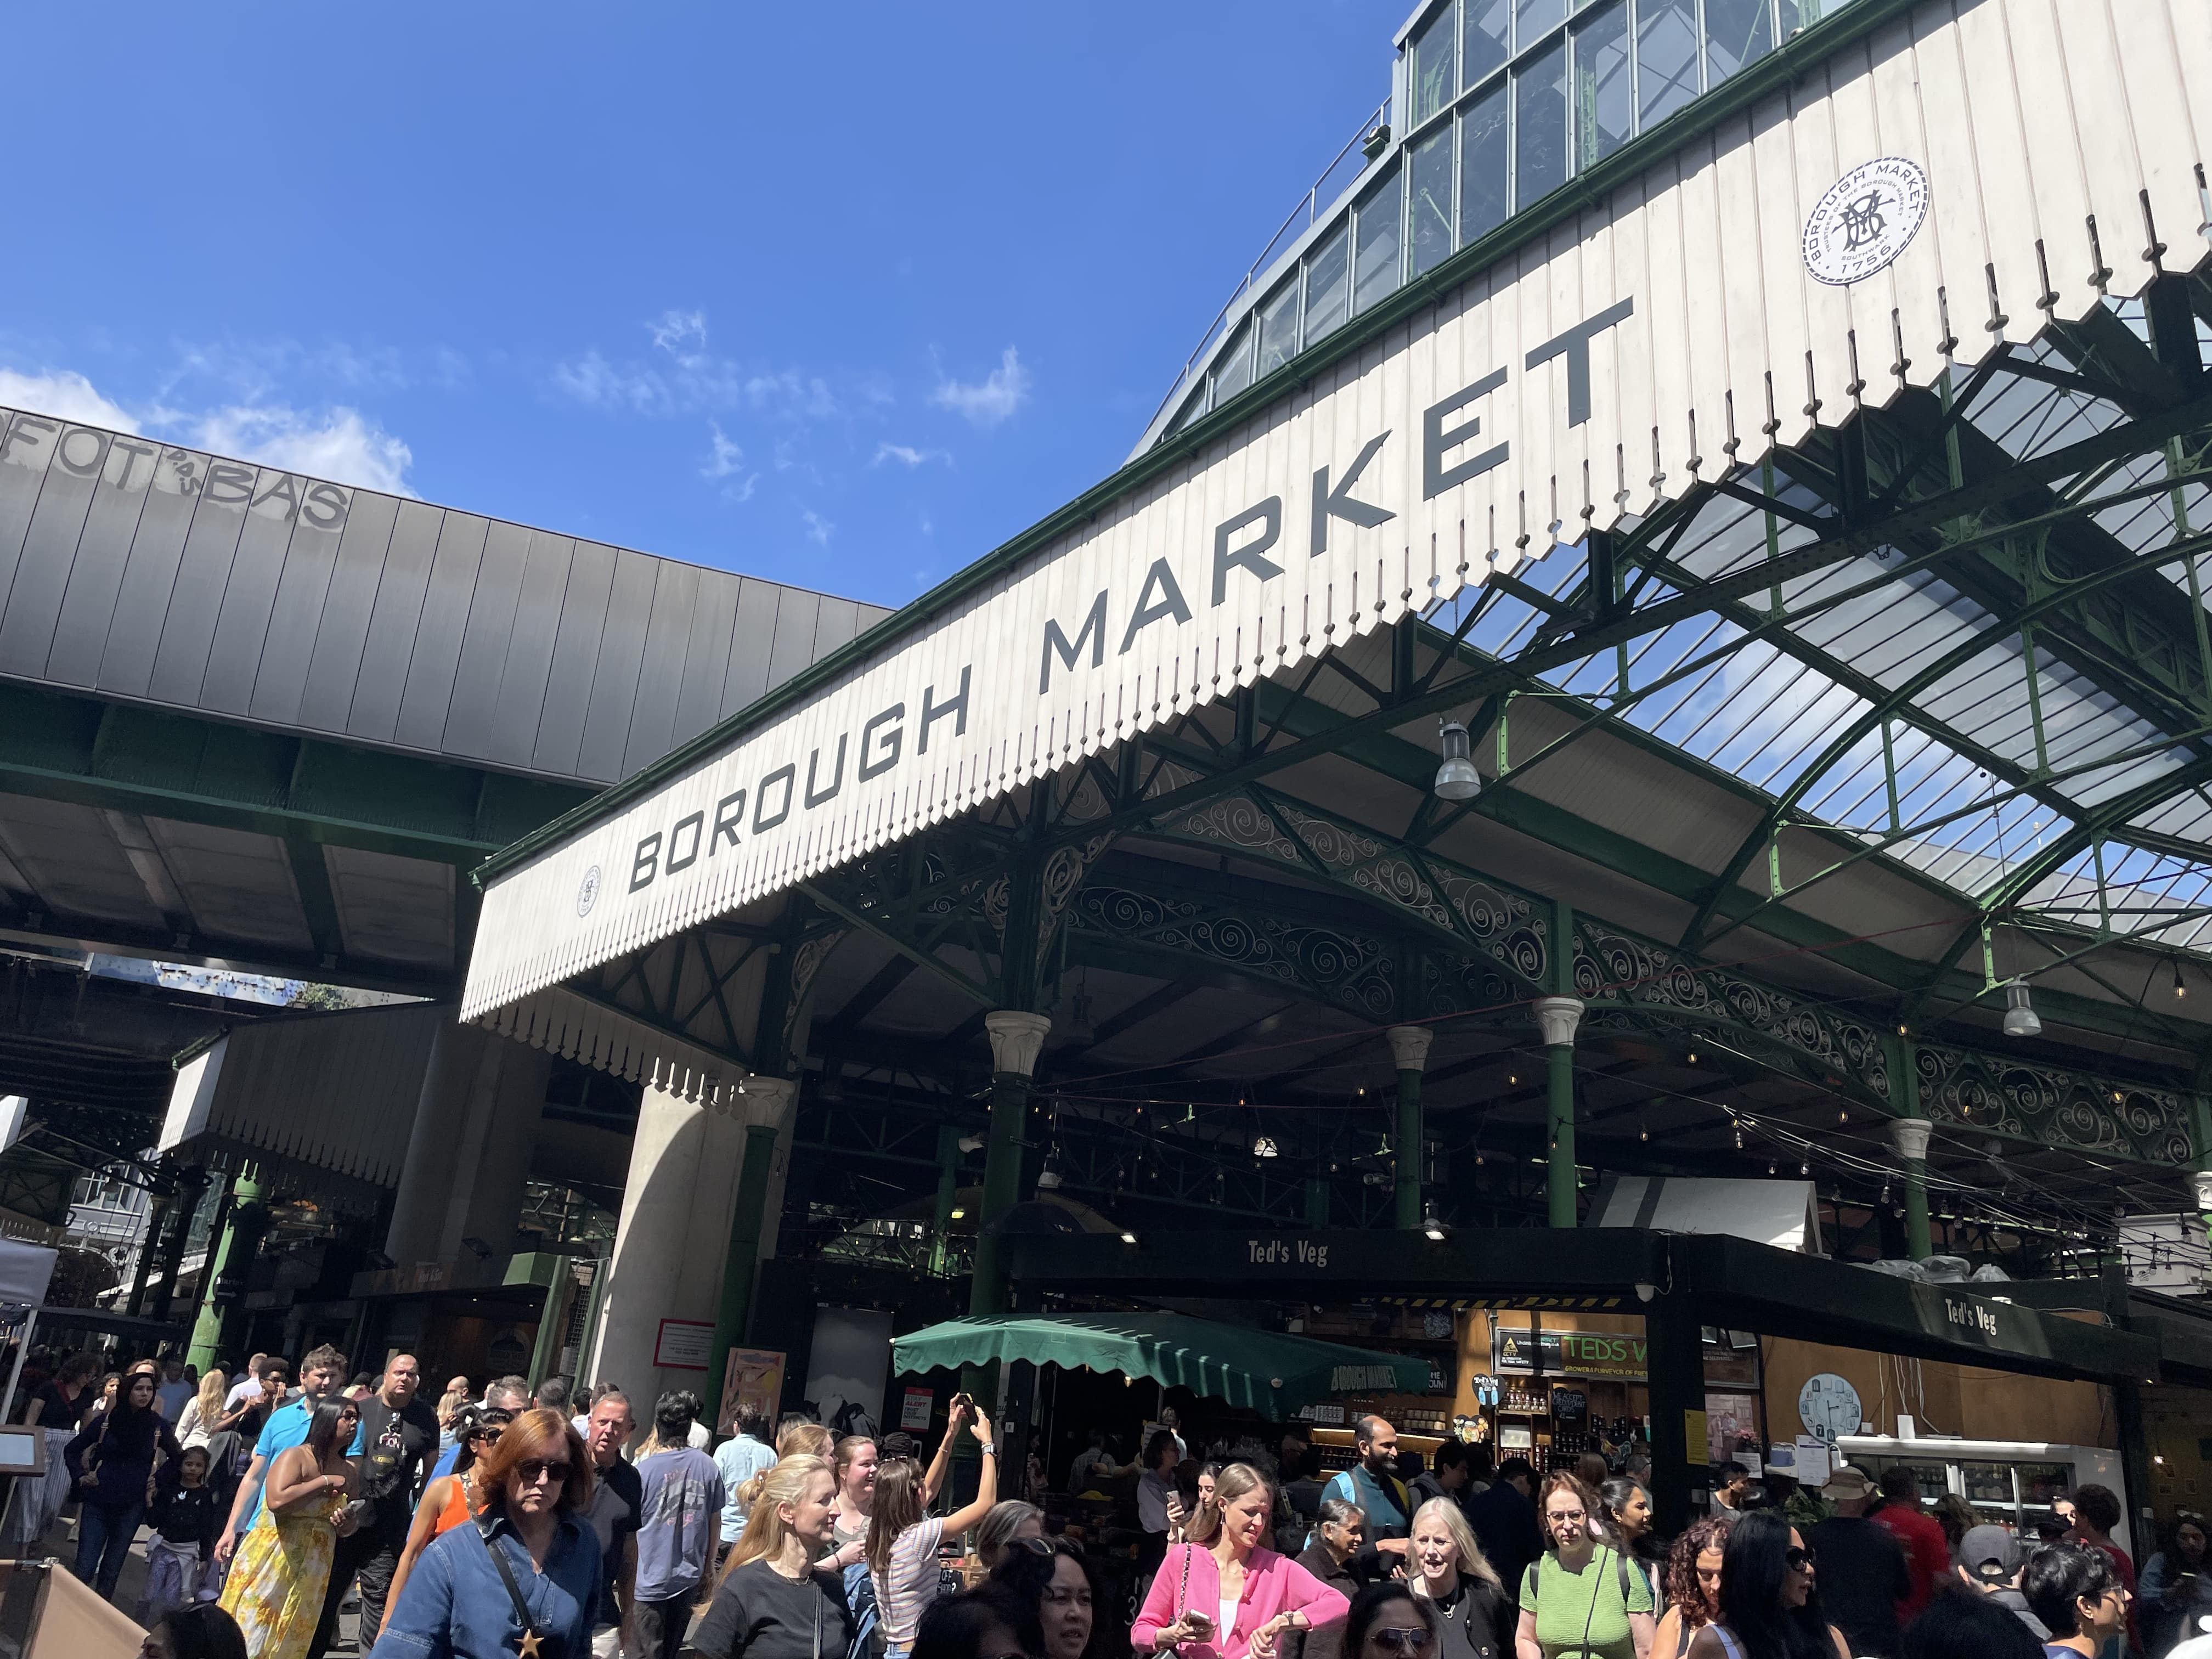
[16,1516,365,1651]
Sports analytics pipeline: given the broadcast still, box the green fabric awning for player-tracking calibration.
[891,1312,1431,1417]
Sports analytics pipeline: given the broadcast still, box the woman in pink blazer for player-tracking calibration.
[1135,1464,1352,1659]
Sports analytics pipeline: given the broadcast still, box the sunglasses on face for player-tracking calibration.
[517,1459,571,1485]
[1369,1629,1430,1655]
[1785,1547,1818,1572]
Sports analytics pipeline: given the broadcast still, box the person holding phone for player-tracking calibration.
[1135,1463,1350,1659]
[2141,1516,2212,1656]
[219,1398,362,1659]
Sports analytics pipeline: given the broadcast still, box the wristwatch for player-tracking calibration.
[979,1443,997,1457]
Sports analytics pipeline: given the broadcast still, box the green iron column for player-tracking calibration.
[1534,997,1585,1228]
[704,1081,793,1426]
[188,1170,270,1370]
[1888,1034,1932,1260]
[970,1011,1052,1317]
[1388,1026,1434,1229]
[929,1125,963,1279]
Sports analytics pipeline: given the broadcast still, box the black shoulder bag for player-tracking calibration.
[478,1516,571,1659]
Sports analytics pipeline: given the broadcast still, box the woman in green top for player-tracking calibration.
[1513,1473,1655,1659]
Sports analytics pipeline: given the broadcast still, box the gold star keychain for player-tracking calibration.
[517,1630,543,1659]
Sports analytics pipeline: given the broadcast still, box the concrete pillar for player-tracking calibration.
[588,1079,787,1409]
[1890,1116,1933,1261]
[1388,1026,1434,1229]
[384,1020,550,1270]
[970,1011,1051,1317]
[1533,996,1584,1229]
[188,1171,269,1370]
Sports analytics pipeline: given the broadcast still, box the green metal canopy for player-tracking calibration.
[891,1312,1431,1417]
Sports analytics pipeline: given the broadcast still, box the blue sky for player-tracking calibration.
[1,4,1391,610]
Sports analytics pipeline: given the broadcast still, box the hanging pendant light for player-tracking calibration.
[1434,719,1482,800]
[2002,979,2041,1038]
[1421,1203,1448,1242]
[2174,960,2188,1000]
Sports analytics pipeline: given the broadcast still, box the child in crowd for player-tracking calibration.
[141,1446,222,1623]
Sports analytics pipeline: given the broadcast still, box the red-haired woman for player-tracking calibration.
[368,1407,602,1659]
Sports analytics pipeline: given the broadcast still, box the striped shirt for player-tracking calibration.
[872,1516,945,1653]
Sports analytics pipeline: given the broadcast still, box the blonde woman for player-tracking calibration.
[691,1454,854,1659]
[1408,1497,1511,1659]
[778,1421,833,1462]
[1134,1463,1349,1659]
[175,1368,229,1449]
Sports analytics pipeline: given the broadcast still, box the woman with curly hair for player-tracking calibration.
[1652,1520,1729,1658]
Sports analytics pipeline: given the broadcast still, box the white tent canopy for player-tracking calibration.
[1590,1176,1824,1255]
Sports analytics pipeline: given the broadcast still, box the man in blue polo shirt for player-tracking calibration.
[212,1342,349,1570]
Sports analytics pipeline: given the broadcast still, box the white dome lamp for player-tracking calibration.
[2001,979,2041,1039]
[1434,718,1482,801]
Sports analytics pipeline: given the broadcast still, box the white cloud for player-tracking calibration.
[702,421,744,478]
[550,322,838,424]
[551,349,668,413]
[802,509,834,546]
[930,346,1030,427]
[0,365,413,495]
[0,368,139,432]
[650,309,708,357]
[190,405,414,495]
[872,442,949,468]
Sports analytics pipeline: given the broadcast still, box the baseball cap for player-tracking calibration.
[1959,1523,2023,1585]
[1820,1464,1876,1502]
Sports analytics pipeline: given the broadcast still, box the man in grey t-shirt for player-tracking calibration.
[633,1391,726,1659]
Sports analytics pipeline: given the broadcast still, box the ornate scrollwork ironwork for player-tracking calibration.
[1072,884,1397,1018]
[1914,1043,2193,1163]
[1571,919,1892,1103]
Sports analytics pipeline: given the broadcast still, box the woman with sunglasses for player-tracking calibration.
[1684,1510,1849,1659]
[385,1406,516,1617]
[1134,1463,1349,1659]
[1514,1472,1656,1659]
[690,1454,853,1659]
[369,1407,601,1659]
[990,1535,1100,1659]
[218,1397,362,1659]
[1651,1520,1728,1658]
[1344,1581,1443,1659]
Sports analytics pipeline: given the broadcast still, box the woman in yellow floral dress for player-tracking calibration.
[221,1397,362,1659]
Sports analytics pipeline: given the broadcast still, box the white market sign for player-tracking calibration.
[464,0,2212,1041]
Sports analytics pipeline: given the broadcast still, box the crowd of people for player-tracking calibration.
[7,1348,2209,1659]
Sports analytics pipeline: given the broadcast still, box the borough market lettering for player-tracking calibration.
[622,299,1635,901]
